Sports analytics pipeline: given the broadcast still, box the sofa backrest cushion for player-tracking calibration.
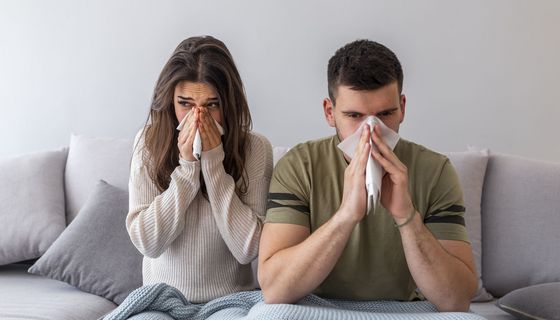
[65,133,133,223]
[446,150,493,301]
[482,154,560,297]
[0,149,67,265]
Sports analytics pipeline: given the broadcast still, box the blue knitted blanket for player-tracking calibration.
[103,283,486,320]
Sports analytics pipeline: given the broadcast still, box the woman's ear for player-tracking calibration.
[323,98,336,128]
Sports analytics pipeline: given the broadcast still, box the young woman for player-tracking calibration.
[127,36,272,303]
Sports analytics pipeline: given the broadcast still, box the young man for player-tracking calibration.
[258,40,477,312]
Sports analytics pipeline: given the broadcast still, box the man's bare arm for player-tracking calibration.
[259,125,373,304]
[398,213,477,311]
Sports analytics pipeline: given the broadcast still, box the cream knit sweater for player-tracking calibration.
[126,129,273,303]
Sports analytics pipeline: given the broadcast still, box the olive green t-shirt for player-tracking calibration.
[265,135,469,301]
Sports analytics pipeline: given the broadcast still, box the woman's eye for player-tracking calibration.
[207,102,220,109]
[178,101,193,108]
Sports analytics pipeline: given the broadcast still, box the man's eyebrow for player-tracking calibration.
[341,110,363,115]
[376,107,399,115]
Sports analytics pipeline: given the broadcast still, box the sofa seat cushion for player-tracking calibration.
[469,301,516,320]
[0,264,116,320]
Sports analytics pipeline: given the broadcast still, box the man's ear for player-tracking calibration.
[323,98,336,128]
[399,94,406,124]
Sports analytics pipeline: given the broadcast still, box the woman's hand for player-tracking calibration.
[198,108,222,151]
[177,109,199,162]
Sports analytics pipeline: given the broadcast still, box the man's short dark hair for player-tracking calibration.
[328,40,403,103]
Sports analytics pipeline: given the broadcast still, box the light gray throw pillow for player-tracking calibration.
[445,149,492,302]
[496,282,560,320]
[65,133,133,223]
[29,180,142,304]
[0,149,67,265]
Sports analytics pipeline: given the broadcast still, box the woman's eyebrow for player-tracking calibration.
[177,96,219,102]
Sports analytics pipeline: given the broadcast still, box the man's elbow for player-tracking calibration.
[436,299,471,312]
[437,273,477,312]
[261,286,295,304]
[434,288,474,312]
[258,268,295,304]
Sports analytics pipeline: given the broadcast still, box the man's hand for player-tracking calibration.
[259,125,375,304]
[198,108,222,151]
[371,124,477,311]
[338,124,372,224]
[178,109,198,162]
[370,124,415,223]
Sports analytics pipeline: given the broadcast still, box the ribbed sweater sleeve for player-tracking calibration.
[201,134,273,264]
[126,132,201,258]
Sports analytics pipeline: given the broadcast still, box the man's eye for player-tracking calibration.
[347,113,362,119]
[379,111,394,117]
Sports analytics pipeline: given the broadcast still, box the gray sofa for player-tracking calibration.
[1,134,559,320]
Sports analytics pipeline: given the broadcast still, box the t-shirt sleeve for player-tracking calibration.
[424,159,470,243]
[264,149,311,228]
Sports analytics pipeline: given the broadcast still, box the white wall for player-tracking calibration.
[1,0,559,162]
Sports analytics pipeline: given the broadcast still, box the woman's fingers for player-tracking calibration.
[198,108,221,151]
[177,109,200,161]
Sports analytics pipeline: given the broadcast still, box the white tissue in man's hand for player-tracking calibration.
[337,116,400,214]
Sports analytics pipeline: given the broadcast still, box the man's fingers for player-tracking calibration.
[371,149,400,175]
[352,124,370,160]
[372,125,406,170]
[372,125,392,156]
[350,125,371,178]
[357,141,371,172]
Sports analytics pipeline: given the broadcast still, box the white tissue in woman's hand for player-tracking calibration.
[176,111,225,160]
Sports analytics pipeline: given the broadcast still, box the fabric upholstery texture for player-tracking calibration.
[65,133,133,223]
[482,154,560,296]
[0,264,116,319]
[0,149,67,265]
[446,150,492,301]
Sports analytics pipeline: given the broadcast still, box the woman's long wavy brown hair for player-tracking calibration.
[139,36,252,196]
